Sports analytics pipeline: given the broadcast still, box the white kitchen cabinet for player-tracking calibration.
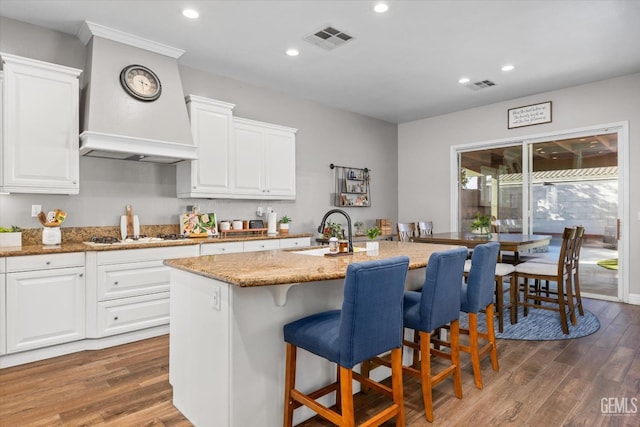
[0,53,82,194]
[243,239,280,252]
[86,245,199,338]
[177,96,235,198]
[0,258,5,355]
[6,253,85,353]
[279,237,311,249]
[233,117,297,199]
[200,241,244,255]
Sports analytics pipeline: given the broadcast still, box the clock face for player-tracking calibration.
[120,65,162,101]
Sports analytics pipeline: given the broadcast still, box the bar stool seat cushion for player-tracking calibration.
[284,310,341,364]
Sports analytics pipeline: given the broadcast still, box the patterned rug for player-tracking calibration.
[460,306,600,340]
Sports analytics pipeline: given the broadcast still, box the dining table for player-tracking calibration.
[413,232,552,264]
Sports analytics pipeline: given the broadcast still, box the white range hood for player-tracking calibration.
[79,131,197,164]
[78,22,196,164]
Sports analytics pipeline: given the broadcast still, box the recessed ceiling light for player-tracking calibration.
[458,77,470,84]
[182,9,199,19]
[501,64,515,72]
[286,49,299,57]
[374,3,389,13]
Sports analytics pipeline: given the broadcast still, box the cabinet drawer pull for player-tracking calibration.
[79,273,84,277]
[114,316,119,321]
[45,261,51,265]
[114,281,119,285]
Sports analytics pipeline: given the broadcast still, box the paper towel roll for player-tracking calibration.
[267,211,277,235]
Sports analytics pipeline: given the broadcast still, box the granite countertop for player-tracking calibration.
[164,241,461,287]
[0,225,312,257]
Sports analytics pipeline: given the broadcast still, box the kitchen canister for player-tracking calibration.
[42,227,61,245]
[219,221,231,231]
[232,220,243,230]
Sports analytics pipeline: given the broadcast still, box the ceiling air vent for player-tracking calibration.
[304,25,354,51]
[466,79,497,91]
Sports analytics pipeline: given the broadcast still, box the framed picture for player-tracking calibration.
[508,101,552,129]
[347,168,364,180]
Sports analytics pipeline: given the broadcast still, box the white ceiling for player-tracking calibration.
[1,0,640,124]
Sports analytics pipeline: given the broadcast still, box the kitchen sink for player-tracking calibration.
[291,246,365,256]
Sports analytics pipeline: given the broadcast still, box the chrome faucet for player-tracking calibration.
[317,209,353,254]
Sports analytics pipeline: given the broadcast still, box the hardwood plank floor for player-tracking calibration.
[1,298,639,426]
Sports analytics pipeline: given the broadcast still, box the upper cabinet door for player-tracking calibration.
[177,96,235,198]
[233,119,265,195]
[264,127,296,197]
[232,117,296,200]
[0,53,82,194]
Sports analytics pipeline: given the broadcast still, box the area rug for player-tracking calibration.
[597,258,618,270]
[459,306,600,341]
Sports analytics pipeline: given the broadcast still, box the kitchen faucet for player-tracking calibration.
[317,209,353,254]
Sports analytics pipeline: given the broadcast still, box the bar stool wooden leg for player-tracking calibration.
[450,319,463,399]
[338,367,355,427]
[283,343,297,427]
[468,313,482,389]
[390,348,406,427]
[486,304,499,372]
[419,331,434,422]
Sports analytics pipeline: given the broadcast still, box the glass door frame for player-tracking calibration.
[450,121,629,302]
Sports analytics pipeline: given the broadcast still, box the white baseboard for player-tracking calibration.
[627,293,640,305]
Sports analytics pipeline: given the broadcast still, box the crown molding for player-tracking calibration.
[77,21,185,58]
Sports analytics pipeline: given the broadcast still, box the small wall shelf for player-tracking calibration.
[330,164,371,207]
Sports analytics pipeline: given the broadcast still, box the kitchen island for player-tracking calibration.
[165,241,460,427]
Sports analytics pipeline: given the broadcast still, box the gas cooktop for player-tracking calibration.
[83,234,189,247]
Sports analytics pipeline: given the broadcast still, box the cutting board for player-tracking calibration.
[120,205,140,240]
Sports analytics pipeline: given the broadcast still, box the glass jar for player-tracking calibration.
[329,237,339,253]
[339,240,349,253]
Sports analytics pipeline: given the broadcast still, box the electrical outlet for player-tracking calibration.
[212,286,221,311]
[31,205,42,217]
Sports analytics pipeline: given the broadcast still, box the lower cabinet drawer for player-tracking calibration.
[98,261,170,301]
[97,293,169,337]
[243,239,280,252]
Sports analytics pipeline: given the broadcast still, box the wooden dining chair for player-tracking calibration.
[397,222,416,242]
[513,227,578,334]
[526,225,585,316]
[417,221,434,237]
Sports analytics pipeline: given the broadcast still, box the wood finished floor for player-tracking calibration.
[1,298,639,426]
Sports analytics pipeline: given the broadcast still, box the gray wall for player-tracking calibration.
[0,17,399,235]
[398,73,640,296]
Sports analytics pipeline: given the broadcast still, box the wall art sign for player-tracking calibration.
[508,101,552,129]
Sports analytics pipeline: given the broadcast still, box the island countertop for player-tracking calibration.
[164,241,461,287]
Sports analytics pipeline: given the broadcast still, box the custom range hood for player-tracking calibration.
[77,22,197,164]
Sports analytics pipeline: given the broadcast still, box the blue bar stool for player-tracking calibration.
[282,256,410,427]
[401,247,468,422]
[460,241,500,389]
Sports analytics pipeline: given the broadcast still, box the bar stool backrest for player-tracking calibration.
[418,247,468,331]
[339,256,409,368]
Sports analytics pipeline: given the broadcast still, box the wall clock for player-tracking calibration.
[119,64,162,101]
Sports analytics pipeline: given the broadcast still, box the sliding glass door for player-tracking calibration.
[456,127,622,300]
[458,144,523,234]
[527,133,618,298]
